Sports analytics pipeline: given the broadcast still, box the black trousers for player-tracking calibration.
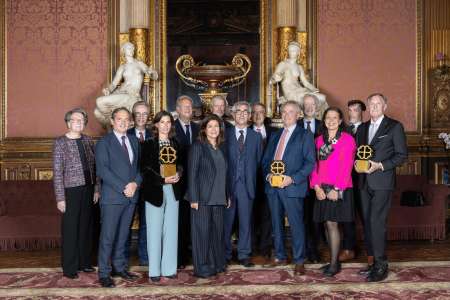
[252,194,272,256]
[360,185,392,265]
[178,199,191,266]
[191,205,226,277]
[304,190,322,258]
[341,188,364,251]
[61,185,94,275]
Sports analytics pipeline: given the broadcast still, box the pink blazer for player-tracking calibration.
[310,132,356,190]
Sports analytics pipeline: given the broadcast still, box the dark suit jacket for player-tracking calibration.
[298,118,323,138]
[355,116,408,190]
[186,141,228,205]
[95,132,142,204]
[262,125,316,198]
[127,127,152,142]
[226,126,262,201]
[140,137,183,206]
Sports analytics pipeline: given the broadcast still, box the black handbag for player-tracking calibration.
[400,191,425,207]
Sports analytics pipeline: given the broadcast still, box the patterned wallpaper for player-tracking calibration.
[317,0,417,131]
[6,0,108,137]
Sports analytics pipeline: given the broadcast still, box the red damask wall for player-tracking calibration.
[317,0,417,131]
[6,0,108,137]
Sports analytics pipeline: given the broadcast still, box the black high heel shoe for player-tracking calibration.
[323,263,341,277]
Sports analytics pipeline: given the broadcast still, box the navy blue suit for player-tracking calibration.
[95,131,142,279]
[261,124,315,264]
[124,127,151,265]
[225,126,262,261]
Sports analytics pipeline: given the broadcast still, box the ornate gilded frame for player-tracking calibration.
[0,0,120,180]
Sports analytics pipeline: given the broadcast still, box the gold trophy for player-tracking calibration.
[159,146,177,177]
[270,160,286,188]
[354,145,374,173]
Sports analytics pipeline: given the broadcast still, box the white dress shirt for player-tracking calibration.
[369,115,384,144]
[303,118,316,134]
[253,124,267,139]
[114,131,134,163]
[274,123,297,160]
[235,126,247,142]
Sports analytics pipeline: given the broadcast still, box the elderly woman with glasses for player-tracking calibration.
[53,108,99,279]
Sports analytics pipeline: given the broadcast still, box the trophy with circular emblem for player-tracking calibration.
[159,146,177,177]
[270,160,286,188]
[354,145,374,173]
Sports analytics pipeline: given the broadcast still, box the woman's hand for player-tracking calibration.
[327,190,339,201]
[191,202,199,210]
[57,201,66,213]
[314,186,327,201]
[93,192,100,204]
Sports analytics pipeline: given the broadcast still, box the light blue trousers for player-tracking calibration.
[145,184,179,277]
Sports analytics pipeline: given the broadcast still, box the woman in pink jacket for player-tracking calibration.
[310,107,356,277]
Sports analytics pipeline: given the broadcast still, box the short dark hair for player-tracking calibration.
[151,110,176,138]
[198,114,225,146]
[321,106,345,132]
[347,99,366,111]
[367,93,387,104]
[64,107,88,125]
[111,107,131,120]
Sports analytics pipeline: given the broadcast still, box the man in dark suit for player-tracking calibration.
[211,95,233,129]
[339,99,366,263]
[95,107,142,288]
[250,103,277,263]
[355,93,407,282]
[225,101,262,267]
[123,101,152,267]
[262,100,315,275]
[174,95,200,269]
[298,94,323,263]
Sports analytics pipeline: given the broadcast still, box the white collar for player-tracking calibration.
[371,115,384,126]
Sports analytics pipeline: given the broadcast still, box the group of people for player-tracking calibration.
[53,92,407,287]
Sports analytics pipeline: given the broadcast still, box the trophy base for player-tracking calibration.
[355,160,371,173]
[270,175,284,188]
[161,164,177,178]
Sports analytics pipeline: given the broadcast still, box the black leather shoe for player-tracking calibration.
[323,263,341,277]
[99,277,115,288]
[63,273,78,279]
[149,276,161,282]
[319,263,330,272]
[358,265,374,277]
[307,254,321,264]
[111,270,139,280]
[367,264,388,282]
[80,267,95,273]
[239,259,255,268]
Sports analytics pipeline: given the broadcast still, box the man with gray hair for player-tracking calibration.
[211,95,233,129]
[225,101,262,267]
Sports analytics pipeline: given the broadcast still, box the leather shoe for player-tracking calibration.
[165,274,177,279]
[239,258,255,268]
[80,267,95,273]
[63,273,78,279]
[367,264,388,282]
[307,253,321,264]
[149,276,161,282]
[293,263,305,275]
[99,277,115,288]
[338,250,355,262]
[358,265,373,277]
[323,263,341,277]
[111,270,139,280]
[268,258,288,267]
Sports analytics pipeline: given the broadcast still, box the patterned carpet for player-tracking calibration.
[1,261,450,299]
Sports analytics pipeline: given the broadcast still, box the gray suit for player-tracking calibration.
[95,131,142,279]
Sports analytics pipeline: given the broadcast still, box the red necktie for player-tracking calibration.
[139,131,144,143]
[274,129,288,160]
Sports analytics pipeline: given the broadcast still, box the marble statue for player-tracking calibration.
[94,42,158,125]
[268,41,327,117]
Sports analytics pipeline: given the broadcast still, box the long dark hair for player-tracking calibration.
[321,107,345,141]
[198,114,225,146]
[151,111,176,138]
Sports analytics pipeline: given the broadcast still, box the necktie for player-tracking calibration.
[185,124,191,144]
[121,136,131,163]
[368,123,376,144]
[350,124,356,135]
[139,131,144,143]
[274,129,288,160]
[306,121,312,133]
[238,130,245,153]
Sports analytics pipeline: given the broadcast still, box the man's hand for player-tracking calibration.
[314,185,327,201]
[124,182,138,198]
[57,201,66,213]
[191,202,199,210]
[327,190,339,201]
[226,198,231,209]
[93,192,100,204]
[280,175,293,188]
[366,160,383,174]
[164,173,180,184]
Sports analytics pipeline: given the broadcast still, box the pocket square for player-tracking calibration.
[378,135,387,139]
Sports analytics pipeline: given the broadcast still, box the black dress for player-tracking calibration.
[313,189,354,223]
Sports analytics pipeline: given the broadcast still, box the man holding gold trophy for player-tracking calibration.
[261,101,315,276]
[354,93,407,282]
